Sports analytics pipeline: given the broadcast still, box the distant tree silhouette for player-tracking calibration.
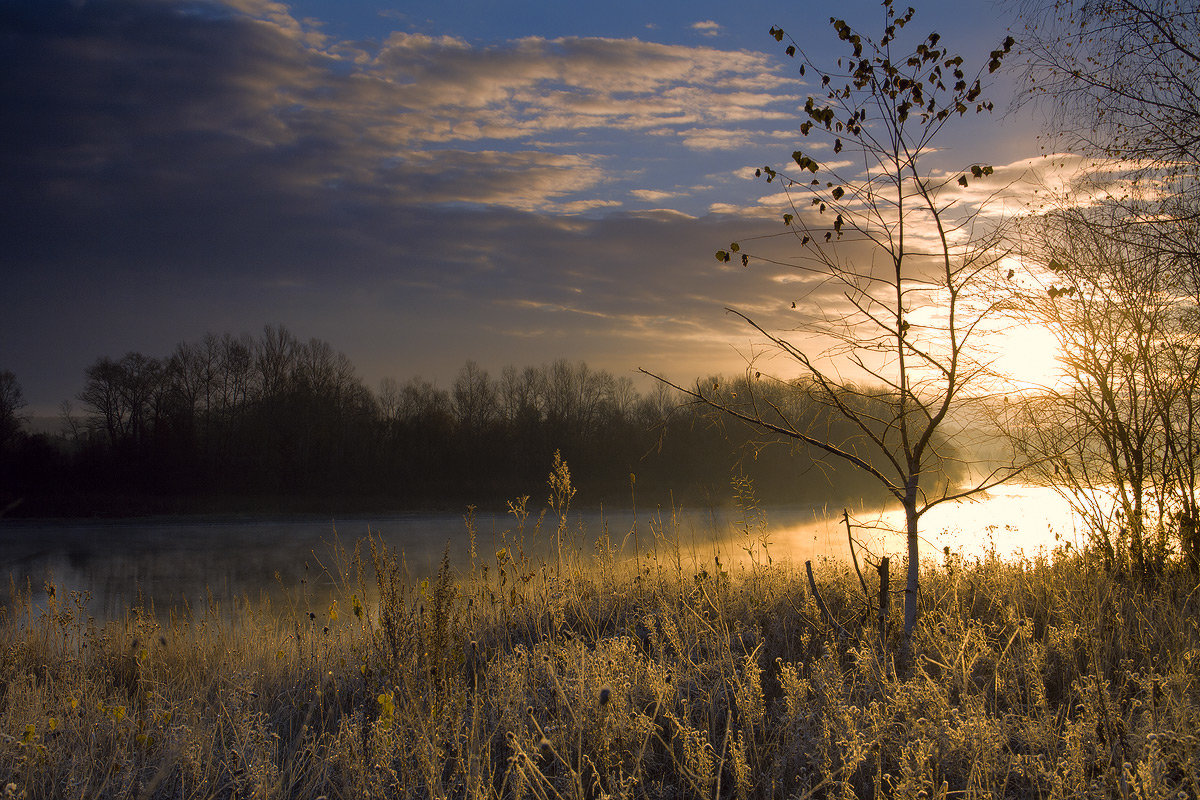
[79,353,165,451]
[6,324,967,516]
[0,369,25,454]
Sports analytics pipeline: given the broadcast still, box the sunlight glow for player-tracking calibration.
[766,484,1085,564]
[990,322,1066,392]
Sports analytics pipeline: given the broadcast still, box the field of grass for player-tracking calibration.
[1,478,1198,798]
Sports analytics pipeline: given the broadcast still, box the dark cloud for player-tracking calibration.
[2,1,337,265]
[0,1,785,267]
[0,0,843,409]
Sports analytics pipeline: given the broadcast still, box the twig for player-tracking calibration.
[806,560,853,642]
[877,557,890,648]
[844,509,872,609]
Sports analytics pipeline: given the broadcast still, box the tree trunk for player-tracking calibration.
[1182,511,1198,576]
[877,556,889,648]
[904,484,920,642]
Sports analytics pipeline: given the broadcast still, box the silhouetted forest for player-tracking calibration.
[0,326,955,517]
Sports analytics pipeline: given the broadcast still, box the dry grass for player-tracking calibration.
[1,475,1198,798]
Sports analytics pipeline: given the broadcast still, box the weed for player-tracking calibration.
[1,468,1198,798]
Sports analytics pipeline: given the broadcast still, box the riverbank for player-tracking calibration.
[1,523,1197,799]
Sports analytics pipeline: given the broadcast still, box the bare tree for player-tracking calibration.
[1004,203,1200,576]
[377,377,402,426]
[255,324,298,401]
[1010,0,1200,295]
[58,399,82,443]
[399,377,453,424]
[1005,0,1200,575]
[1012,0,1200,180]
[646,2,1022,641]
[79,353,164,449]
[0,370,26,452]
[452,360,500,433]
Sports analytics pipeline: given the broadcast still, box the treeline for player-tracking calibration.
[0,326,927,516]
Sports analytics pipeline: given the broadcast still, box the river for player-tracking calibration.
[0,484,1087,620]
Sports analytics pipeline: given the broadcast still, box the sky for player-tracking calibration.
[0,0,1047,415]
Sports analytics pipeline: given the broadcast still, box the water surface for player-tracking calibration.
[0,485,1084,619]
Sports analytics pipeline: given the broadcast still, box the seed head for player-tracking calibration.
[599,687,611,706]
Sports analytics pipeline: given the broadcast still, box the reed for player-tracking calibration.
[1,470,1197,798]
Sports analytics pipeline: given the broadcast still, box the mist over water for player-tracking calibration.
[0,485,1083,620]
[801,483,1087,563]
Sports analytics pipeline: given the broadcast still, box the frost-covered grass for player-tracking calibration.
[1,479,1198,798]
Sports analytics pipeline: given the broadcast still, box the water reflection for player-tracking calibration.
[776,483,1088,564]
[0,485,1082,620]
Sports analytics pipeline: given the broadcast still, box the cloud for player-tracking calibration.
[679,128,757,151]
[631,189,686,202]
[5,0,1030,407]
[968,152,1150,215]
[0,0,803,236]
[691,20,722,37]
[557,199,625,213]
[382,150,613,210]
[365,33,795,150]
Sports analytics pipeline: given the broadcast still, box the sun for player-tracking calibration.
[990,322,1066,392]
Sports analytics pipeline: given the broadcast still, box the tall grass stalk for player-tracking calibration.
[1,472,1198,798]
